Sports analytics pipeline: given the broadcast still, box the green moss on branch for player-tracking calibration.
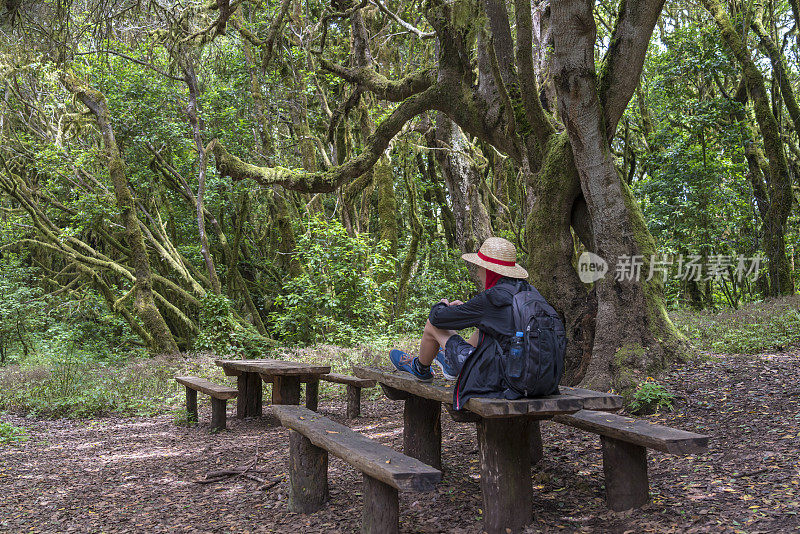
[210,84,443,193]
[319,60,436,102]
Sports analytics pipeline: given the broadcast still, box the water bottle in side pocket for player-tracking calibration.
[507,331,525,378]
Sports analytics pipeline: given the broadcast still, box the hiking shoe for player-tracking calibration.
[389,349,434,382]
[433,348,458,380]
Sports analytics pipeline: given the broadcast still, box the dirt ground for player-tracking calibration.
[2,350,800,533]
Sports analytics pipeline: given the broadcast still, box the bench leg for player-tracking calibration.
[601,435,649,511]
[306,380,319,411]
[185,387,198,424]
[210,397,227,431]
[288,429,329,513]
[346,385,361,418]
[530,420,543,465]
[362,474,398,534]
[273,376,301,405]
[237,372,262,418]
[403,395,441,470]
[380,383,410,401]
[476,417,532,534]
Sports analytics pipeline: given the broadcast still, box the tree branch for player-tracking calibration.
[314,0,370,53]
[319,59,436,102]
[181,0,243,44]
[369,0,435,39]
[481,0,517,87]
[210,84,443,192]
[327,86,363,144]
[514,0,555,153]
[232,0,291,72]
[74,50,183,81]
[597,0,666,139]
[751,0,800,136]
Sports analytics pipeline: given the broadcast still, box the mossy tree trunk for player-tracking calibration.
[549,0,688,391]
[431,115,492,286]
[275,192,302,278]
[183,56,222,296]
[397,161,423,312]
[62,72,179,355]
[703,0,795,296]
[375,157,398,257]
[524,133,597,385]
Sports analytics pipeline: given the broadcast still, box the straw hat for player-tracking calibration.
[462,237,528,279]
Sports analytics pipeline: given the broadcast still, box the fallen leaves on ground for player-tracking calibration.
[2,348,800,532]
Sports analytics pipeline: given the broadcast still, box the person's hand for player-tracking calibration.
[439,298,450,305]
[449,300,464,306]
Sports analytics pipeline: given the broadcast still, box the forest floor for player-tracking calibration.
[2,349,800,534]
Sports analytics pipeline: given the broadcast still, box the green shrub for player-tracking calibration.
[670,295,800,354]
[196,294,273,357]
[0,421,29,444]
[628,378,675,414]
[0,353,225,418]
[0,260,48,362]
[270,217,395,345]
[0,256,145,364]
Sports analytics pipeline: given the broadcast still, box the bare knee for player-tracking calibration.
[423,319,444,337]
[424,320,455,347]
[421,320,437,342]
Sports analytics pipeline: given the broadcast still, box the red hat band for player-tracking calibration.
[477,250,516,267]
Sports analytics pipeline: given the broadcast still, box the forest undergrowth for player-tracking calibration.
[1,296,800,421]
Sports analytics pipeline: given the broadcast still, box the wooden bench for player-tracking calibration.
[175,376,238,431]
[354,366,624,533]
[553,409,709,511]
[316,373,377,418]
[272,405,441,534]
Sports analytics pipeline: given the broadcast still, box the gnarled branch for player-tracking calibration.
[319,60,436,102]
[211,84,443,192]
[513,0,555,156]
[232,0,291,72]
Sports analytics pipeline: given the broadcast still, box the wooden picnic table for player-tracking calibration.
[353,366,622,534]
[215,359,331,418]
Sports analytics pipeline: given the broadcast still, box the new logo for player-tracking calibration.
[578,252,608,283]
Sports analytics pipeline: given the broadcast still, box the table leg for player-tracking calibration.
[273,375,301,405]
[530,420,543,465]
[403,395,442,470]
[236,372,262,418]
[476,417,532,534]
[305,380,319,411]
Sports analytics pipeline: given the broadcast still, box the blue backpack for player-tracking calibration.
[507,285,566,396]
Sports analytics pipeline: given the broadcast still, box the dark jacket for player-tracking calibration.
[428,276,534,409]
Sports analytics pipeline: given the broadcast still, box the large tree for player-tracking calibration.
[211,0,687,391]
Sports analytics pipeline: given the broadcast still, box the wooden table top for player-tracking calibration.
[353,366,622,419]
[215,358,331,376]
